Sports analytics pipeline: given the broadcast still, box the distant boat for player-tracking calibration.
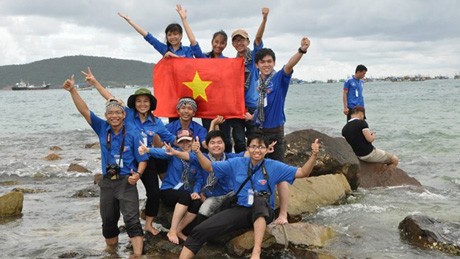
[12,80,50,90]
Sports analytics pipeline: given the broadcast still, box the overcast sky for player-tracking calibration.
[1,0,459,81]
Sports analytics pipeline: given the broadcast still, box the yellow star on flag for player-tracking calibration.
[182,71,212,101]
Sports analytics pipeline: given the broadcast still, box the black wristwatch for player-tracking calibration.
[298,47,307,54]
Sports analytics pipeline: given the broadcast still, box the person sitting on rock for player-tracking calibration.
[138,129,204,245]
[178,133,320,259]
[341,106,399,167]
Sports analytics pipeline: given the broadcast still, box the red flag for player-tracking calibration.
[153,58,245,119]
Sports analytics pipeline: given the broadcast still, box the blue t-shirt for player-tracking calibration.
[148,148,204,194]
[244,41,264,109]
[89,112,148,175]
[165,120,207,145]
[124,107,176,145]
[212,157,297,208]
[343,76,365,108]
[189,152,244,197]
[144,32,202,57]
[254,67,292,129]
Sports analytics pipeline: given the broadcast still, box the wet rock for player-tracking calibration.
[50,146,63,151]
[72,185,100,198]
[399,214,460,256]
[12,188,49,194]
[0,180,20,186]
[358,161,422,188]
[284,129,360,190]
[58,251,79,258]
[279,174,351,217]
[44,153,61,161]
[0,190,24,217]
[85,142,100,149]
[67,163,91,173]
[226,222,335,257]
[284,129,422,190]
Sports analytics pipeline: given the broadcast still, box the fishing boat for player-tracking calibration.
[12,80,50,90]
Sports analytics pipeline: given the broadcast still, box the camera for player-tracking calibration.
[106,164,120,179]
[255,191,271,199]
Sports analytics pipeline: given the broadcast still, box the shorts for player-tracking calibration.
[358,148,394,164]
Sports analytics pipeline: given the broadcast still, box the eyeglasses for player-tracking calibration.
[248,145,267,151]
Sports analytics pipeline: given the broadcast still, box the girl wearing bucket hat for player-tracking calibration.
[83,67,176,236]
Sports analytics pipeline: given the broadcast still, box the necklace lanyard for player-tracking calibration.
[248,160,272,194]
[106,125,126,167]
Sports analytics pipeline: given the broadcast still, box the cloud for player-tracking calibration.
[0,0,459,80]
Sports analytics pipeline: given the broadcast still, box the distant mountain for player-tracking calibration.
[0,55,154,90]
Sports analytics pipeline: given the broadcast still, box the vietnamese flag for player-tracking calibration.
[152,58,245,119]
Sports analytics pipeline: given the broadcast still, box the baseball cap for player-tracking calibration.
[176,129,193,143]
[231,29,249,40]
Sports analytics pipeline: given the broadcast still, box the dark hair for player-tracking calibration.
[246,132,270,147]
[205,130,227,145]
[350,106,366,115]
[206,30,228,58]
[165,23,183,46]
[255,48,276,63]
[355,64,367,73]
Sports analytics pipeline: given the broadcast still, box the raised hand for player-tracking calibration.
[300,37,311,52]
[176,4,187,20]
[311,139,320,155]
[62,75,75,92]
[118,12,130,21]
[267,141,277,153]
[191,136,201,152]
[81,67,98,86]
[261,7,269,18]
[138,141,150,155]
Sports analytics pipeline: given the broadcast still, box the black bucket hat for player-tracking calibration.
[127,88,157,111]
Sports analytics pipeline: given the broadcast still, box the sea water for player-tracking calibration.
[0,80,459,258]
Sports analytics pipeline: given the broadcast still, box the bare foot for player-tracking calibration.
[274,215,288,225]
[167,230,180,244]
[145,225,160,236]
[177,231,188,242]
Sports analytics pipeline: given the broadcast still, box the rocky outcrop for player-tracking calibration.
[44,153,61,161]
[85,142,100,149]
[0,190,24,217]
[358,161,422,188]
[279,174,351,217]
[284,129,421,190]
[399,214,460,255]
[284,129,360,189]
[49,146,62,151]
[226,222,335,257]
[67,163,91,173]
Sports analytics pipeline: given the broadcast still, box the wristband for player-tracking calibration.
[298,47,307,54]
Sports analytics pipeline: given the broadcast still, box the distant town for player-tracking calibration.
[292,74,460,84]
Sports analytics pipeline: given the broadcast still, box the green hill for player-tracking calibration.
[0,55,155,89]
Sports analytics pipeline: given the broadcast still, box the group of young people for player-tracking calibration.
[63,5,319,259]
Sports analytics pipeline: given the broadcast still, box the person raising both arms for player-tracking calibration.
[118,11,201,58]
[175,4,233,151]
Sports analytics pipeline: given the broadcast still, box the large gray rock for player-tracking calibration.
[284,129,421,190]
[399,214,460,256]
[284,129,360,190]
[358,161,422,188]
[0,190,24,217]
[278,174,351,217]
[226,222,335,257]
